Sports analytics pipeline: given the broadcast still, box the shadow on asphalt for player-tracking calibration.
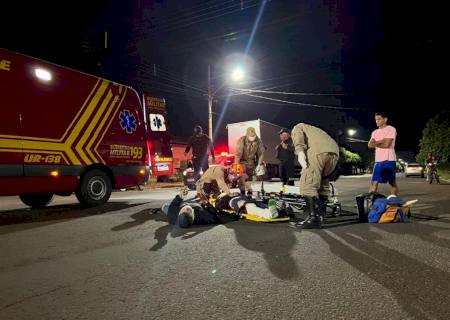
[320,209,360,229]
[224,221,302,280]
[0,202,146,232]
[318,225,450,319]
[144,206,304,280]
[111,209,158,232]
[147,208,362,280]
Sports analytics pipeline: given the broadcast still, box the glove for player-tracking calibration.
[179,187,189,198]
[197,191,209,204]
[256,164,266,176]
[298,151,308,168]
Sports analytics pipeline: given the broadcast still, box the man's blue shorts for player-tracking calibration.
[372,161,396,184]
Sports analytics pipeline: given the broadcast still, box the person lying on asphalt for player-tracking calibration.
[161,187,239,228]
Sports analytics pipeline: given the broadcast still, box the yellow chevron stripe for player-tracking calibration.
[75,88,113,164]
[86,92,120,163]
[0,137,81,164]
[0,80,108,165]
[64,80,109,164]
[94,87,128,163]
[0,79,101,143]
[61,79,102,142]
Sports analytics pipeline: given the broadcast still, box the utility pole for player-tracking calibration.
[208,64,213,140]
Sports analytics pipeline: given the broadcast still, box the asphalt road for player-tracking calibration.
[1,176,450,320]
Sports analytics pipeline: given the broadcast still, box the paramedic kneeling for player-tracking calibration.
[368,112,399,195]
[195,165,242,203]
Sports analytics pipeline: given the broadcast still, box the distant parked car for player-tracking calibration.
[405,163,424,178]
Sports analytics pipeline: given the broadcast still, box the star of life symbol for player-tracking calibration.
[150,113,167,131]
[119,110,137,134]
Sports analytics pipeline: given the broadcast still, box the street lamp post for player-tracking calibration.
[208,65,213,140]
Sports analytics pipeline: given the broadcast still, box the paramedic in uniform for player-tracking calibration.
[184,125,215,180]
[368,112,398,195]
[196,165,242,203]
[234,127,265,196]
[291,123,340,228]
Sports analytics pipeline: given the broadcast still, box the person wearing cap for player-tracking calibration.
[291,123,340,228]
[161,187,238,228]
[235,127,266,196]
[184,125,215,180]
[195,165,242,203]
[276,128,295,192]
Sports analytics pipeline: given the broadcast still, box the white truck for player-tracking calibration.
[227,119,297,179]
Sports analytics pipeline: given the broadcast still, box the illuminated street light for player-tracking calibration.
[230,67,245,82]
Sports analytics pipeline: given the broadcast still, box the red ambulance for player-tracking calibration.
[0,49,173,207]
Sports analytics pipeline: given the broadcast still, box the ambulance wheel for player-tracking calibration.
[76,169,112,207]
[19,193,54,208]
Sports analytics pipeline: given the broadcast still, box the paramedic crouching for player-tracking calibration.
[291,123,340,228]
[195,164,243,202]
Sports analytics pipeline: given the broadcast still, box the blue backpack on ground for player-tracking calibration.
[368,196,408,223]
[368,198,388,223]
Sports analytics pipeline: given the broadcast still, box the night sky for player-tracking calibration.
[2,0,446,156]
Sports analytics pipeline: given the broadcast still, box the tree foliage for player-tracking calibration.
[417,112,450,164]
[340,147,362,164]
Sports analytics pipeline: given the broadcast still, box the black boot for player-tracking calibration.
[298,196,322,228]
[318,195,328,218]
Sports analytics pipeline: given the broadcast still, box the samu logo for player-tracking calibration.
[119,110,137,134]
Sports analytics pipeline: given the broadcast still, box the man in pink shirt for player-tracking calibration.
[368,112,399,195]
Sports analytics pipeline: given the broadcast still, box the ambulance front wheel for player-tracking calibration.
[76,169,112,207]
[19,193,54,208]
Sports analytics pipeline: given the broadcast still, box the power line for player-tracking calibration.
[153,70,206,93]
[154,68,205,91]
[235,88,348,96]
[152,1,262,33]
[132,58,206,88]
[164,13,300,52]
[120,59,206,93]
[119,63,204,97]
[238,92,361,110]
[152,0,259,32]
[151,0,240,28]
[150,0,236,25]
